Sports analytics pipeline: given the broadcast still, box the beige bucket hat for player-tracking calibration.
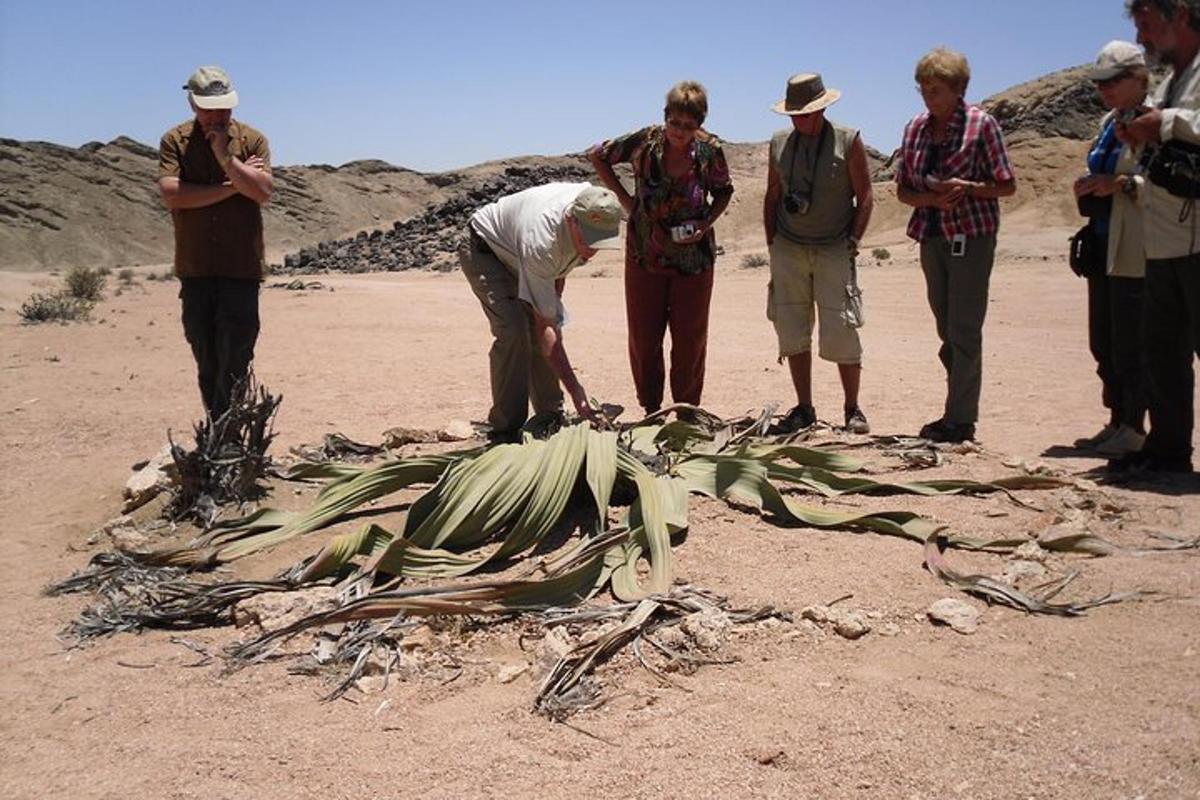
[773,73,841,115]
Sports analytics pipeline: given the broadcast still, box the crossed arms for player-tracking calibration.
[158,129,273,210]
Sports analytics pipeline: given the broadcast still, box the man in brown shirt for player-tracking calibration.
[158,65,273,418]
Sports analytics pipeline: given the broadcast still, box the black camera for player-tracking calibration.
[784,190,812,215]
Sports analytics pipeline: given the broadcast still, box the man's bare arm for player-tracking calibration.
[764,156,782,245]
[158,177,237,210]
[531,310,595,420]
[848,135,874,242]
[222,154,273,205]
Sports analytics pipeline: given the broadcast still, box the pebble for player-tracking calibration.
[927,598,981,635]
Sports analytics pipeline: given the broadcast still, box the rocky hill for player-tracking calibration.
[0,65,1110,272]
[981,65,1107,144]
[1,134,447,271]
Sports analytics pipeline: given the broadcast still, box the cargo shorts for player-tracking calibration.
[766,236,863,364]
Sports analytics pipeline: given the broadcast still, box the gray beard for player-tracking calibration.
[1144,41,1179,70]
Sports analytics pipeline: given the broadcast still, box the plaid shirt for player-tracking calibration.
[895,101,1014,241]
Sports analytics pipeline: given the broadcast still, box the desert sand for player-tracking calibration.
[1,227,1198,798]
[1,59,1198,799]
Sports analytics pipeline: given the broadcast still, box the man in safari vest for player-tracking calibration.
[763,73,874,435]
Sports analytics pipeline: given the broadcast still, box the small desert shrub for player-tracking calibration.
[97,266,113,277]
[64,266,106,301]
[118,268,136,285]
[871,248,891,263]
[19,292,92,324]
[741,253,769,269]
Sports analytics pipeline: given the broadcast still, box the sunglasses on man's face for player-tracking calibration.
[1094,72,1131,89]
[666,117,699,133]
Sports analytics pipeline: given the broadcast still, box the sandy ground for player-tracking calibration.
[1,242,1199,800]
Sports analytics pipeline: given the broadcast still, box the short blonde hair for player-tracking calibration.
[665,80,708,126]
[915,48,971,94]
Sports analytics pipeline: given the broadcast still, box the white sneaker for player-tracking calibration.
[1074,424,1118,448]
[1095,425,1146,458]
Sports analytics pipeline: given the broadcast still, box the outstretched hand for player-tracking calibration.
[569,387,598,423]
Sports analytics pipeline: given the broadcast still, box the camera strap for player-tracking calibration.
[786,122,829,195]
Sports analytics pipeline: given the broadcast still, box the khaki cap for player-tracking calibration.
[571,186,622,250]
[1089,41,1145,81]
[184,66,239,110]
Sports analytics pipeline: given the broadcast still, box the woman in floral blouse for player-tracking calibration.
[589,81,734,417]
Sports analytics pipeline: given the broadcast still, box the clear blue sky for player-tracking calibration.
[0,0,1136,172]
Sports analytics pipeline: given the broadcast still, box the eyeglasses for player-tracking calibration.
[666,117,699,133]
[1094,72,1131,89]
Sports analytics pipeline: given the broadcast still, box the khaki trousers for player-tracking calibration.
[919,235,996,425]
[460,230,562,435]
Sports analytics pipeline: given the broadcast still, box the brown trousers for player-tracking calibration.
[624,249,715,413]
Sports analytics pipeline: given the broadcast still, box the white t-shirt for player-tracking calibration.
[469,182,588,322]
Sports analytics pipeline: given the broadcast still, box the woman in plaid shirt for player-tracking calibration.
[896,48,1017,443]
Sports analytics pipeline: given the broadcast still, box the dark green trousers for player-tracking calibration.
[919,235,996,425]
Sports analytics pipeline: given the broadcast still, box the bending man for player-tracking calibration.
[462,183,621,443]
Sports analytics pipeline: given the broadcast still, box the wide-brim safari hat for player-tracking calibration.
[772,73,841,116]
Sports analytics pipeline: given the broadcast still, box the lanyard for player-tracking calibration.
[787,122,828,194]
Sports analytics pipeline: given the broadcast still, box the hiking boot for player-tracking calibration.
[525,410,566,439]
[1074,423,1118,449]
[775,404,817,434]
[919,418,975,443]
[486,428,523,446]
[844,406,870,434]
[1107,450,1193,475]
[1094,424,1145,458]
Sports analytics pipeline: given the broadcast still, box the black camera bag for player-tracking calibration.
[1068,223,1105,279]
[1147,139,1200,199]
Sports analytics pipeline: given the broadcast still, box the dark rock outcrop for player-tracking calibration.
[279,161,591,274]
[981,66,1107,143]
